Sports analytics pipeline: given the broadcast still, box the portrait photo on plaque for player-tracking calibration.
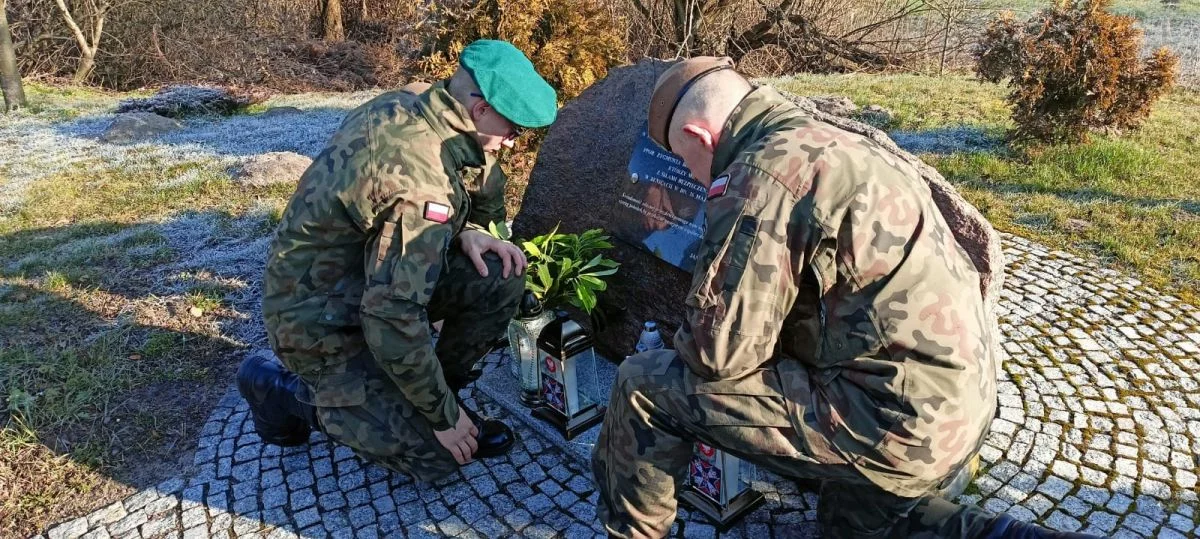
[611,124,707,272]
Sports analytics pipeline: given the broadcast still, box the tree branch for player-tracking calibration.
[91,3,107,52]
[630,0,651,20]
[54,0,93,55]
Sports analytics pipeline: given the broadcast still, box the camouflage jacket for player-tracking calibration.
[262,82,507,430]
[673,87,997,496]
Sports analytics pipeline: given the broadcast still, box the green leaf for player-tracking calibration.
[576,285,597,312]
[589,267,618,277]
[538,264,553,289]
[522,241,543,259]
[487,221,511,241]
[578,274,607,291]
[581,254,603,271]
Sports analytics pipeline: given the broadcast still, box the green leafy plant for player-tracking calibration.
[486,221,512,241]
[521,226,619,314]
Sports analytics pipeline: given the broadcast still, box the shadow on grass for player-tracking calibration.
[0,213,262,536]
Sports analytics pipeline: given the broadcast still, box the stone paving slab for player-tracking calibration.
[36,235,1200,538]
[474,346,618,465]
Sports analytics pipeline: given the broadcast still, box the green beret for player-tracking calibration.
[460,40,558,128]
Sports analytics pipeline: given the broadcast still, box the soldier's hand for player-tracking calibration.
[458,229,527,279]
[434,406,480,465]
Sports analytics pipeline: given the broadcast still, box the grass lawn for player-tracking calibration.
[0,82,305,535]
[774,73,1200,301]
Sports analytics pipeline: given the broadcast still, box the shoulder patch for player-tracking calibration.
[707,174,730,200]
[423,201,451,223]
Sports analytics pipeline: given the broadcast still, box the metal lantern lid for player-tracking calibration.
[518,289,544,318]
[537,310,593,358]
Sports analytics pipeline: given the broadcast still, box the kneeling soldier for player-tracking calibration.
[239,40,556,480]
[591,57,1099,539]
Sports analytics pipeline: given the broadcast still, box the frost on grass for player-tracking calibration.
[156,206,283,345]
[6,225,164,274]
[157,108,350,158]
[1,90,374,212]
[890,126,1006,156]
[3,88,385,346]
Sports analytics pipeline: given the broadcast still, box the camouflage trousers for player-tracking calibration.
[592,350,996,538]
[290,250,522,481]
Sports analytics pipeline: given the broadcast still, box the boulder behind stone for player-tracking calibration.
[231,152,313,188]
[260,106,305,118]
[809,95,858,117]
[513,59,1003,358]
[99,112,184,144]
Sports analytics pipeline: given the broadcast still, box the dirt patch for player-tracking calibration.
[0,436,135,537]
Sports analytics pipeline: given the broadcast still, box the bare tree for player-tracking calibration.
[322,0,344,42]
[626,0,947,73]
[53,0,116,82]
[1,0,28,111]
[725,0,935,72]
[925,0,1002,74]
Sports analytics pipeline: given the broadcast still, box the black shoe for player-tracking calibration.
[458,399,515,459]
[982,514,1103,538]
[236,354,315,447]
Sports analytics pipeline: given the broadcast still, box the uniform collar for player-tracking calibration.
[710,86,796,179]
[416,81,486,170]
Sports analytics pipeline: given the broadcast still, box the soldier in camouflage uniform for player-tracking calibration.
[591,57,1098,538]
[238,40,558,480]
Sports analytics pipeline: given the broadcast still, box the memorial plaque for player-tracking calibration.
[611,125,707,272]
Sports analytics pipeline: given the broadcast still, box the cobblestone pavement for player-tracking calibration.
[37,234,1200,538]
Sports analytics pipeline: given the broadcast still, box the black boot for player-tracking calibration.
[236,354,316,447]
[446,369,515,459]
[981,514,1103,538]
[458,398,516,459]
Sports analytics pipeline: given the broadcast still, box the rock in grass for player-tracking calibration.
[260,106,304,118]
[99,112,184,144]
[809,95,859,117]
[513,59,1004,357]
[231,152,313,188]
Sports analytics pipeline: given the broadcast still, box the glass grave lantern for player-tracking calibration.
[506,290,554,406]
[679,442,764,530]
[531,311,606,440]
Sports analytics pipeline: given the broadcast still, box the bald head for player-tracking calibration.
[667,69,752,147]
[649,60,751,184]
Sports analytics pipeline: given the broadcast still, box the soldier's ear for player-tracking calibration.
[681,124,716,153]
[470,99,490,122]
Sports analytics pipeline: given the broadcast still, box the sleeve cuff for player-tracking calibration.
[423,390,460,431]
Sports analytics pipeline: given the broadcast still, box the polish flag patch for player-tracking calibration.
[707,174,730,199]
[423,201,451,223]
